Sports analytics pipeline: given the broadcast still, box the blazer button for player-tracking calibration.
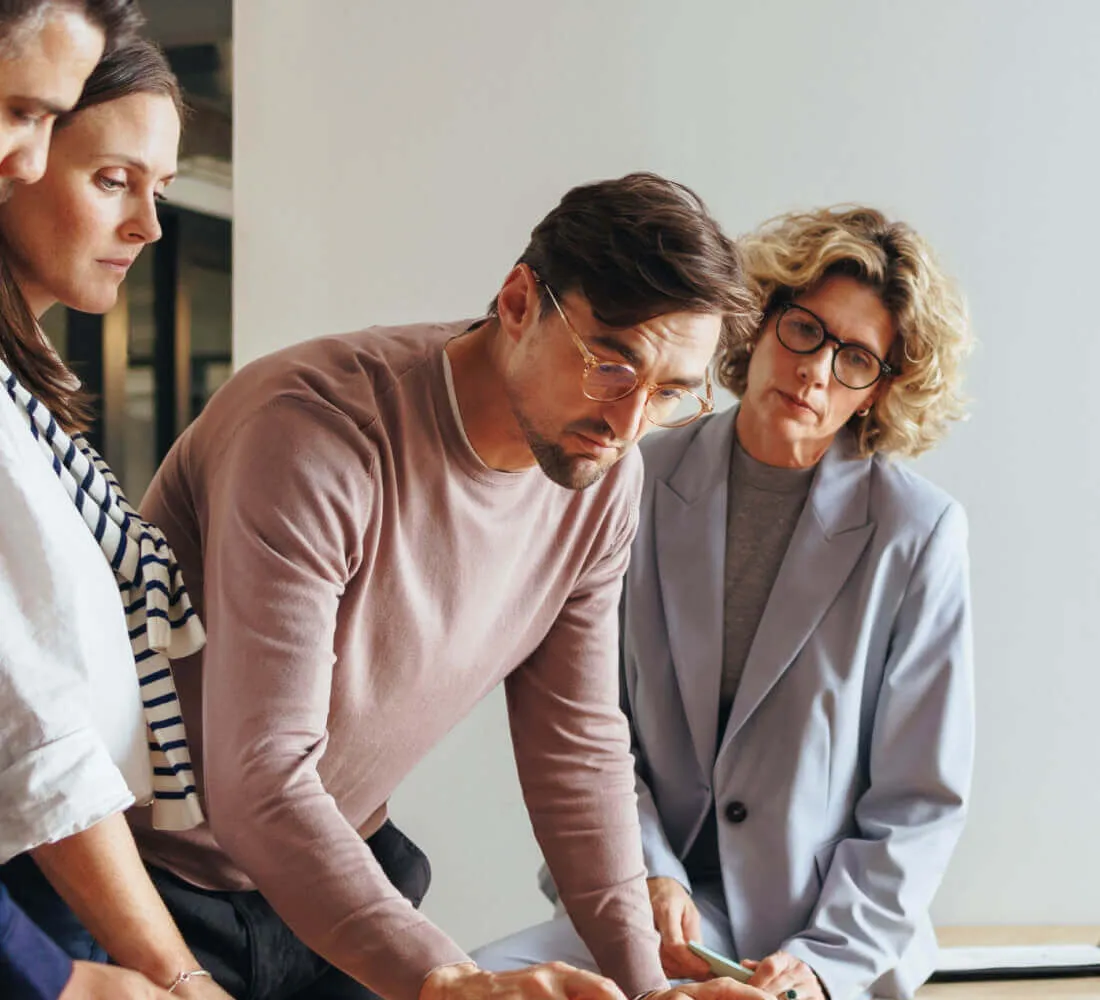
[724,800,748,824]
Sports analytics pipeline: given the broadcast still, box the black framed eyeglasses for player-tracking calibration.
[775,303,895,391]
[536,276,714,429]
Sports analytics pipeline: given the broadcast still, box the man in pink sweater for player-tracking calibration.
[133,173,767,1000]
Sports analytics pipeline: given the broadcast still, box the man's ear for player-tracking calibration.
[496,264,539,343]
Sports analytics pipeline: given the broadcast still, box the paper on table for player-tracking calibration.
[937,944,1100,973]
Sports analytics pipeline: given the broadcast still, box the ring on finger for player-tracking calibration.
[777,991,797,1000]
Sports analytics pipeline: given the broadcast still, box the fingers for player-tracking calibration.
[674,901,712,981]
[745,952,822,1000]
[179,978,234,1000]
[650,890,689,977]
[656,915,711,981]
[560,964,629,1000]
[680,896,703,947]
[648,878,687,943]
[658,935,709,981]
[60,962,174,1000]
[493,962,627,1000]
[746,951,786,989]
[659,942,713,982]
[651,894,681,943]
[647,878,711,980]
[666,978,775,1000]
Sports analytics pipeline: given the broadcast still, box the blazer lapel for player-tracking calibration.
[720,430,876,752]
[654,409,737,776]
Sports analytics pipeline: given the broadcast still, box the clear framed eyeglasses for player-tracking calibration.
[538,277,714,429]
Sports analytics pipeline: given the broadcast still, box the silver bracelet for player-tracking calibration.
[166,969,213,993]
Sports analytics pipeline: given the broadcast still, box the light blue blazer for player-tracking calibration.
[623,405,974,1000]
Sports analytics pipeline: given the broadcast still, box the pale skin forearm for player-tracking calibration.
[30,811,230,999]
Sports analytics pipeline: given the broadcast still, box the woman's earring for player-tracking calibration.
[857,407,871,417]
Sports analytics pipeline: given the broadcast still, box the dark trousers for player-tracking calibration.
[0,852,107,962]
[149,820,432,1000]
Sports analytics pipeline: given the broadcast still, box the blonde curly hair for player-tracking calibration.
[717,206,973,458]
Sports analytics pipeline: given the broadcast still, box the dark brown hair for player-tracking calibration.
[0,0,144,54]
[59,35,182,126]
[490,172,755,352]
[0,36,180,431]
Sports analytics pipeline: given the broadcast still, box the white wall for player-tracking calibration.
[234,0,1100,949]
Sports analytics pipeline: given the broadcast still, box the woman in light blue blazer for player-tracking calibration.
[475,207,975,1000]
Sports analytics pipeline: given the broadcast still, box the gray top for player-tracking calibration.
[719,433,815,724]
[683,429,817,883]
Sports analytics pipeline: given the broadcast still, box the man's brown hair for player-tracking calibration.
[491,172,754,352]
[0,0,144,55]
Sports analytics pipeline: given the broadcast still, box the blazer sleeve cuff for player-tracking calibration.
[780,940,865,1000]
[641,841,691,890]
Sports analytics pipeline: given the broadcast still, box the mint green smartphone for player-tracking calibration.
[687,940,753,983]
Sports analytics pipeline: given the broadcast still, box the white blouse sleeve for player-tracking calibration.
[0,410,135,863]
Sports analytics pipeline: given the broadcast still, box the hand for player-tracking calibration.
[31,815,235,999]
[646,877,711,981]
[742,952,826,1000]
[649,979,772,1000]
[59,962,172,999]
[171,973,236,1000]
[421,961,627,1000]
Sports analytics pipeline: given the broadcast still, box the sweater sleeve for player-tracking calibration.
[505,468,667,997]
[0,882,74,1000]
[194,398,469,1000]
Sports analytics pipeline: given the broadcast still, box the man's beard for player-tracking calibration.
[514,409,623,491]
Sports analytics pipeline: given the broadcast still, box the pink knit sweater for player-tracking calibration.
[131,321,665,1000]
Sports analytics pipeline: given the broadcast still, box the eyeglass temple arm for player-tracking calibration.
[539,276,601,365]
[703,366,715,411]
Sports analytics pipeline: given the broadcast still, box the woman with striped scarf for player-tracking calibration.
[0,29,230,1000]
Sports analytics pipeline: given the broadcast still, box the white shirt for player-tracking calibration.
[0,388,152,863]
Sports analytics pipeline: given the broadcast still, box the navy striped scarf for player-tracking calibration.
[2,360,204,830]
